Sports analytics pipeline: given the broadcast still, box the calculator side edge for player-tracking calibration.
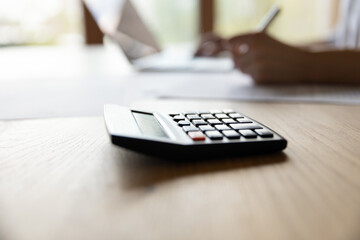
[109,134,287,159]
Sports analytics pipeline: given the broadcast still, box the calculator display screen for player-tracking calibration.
[132,112,169,138]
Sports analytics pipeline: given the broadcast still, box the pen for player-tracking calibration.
[197,5,280,57]
[257,5,281,32]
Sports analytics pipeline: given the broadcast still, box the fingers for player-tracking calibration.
[236,55,307,84]
[226,31,265,52]
[226,32,266,74]
[195,32,225,57]
[195,41,220,57]
[196,31,307,83]
[226,32,308,83]
[234,52,295,84]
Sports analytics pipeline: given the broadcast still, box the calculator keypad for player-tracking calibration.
[170,110,275,142]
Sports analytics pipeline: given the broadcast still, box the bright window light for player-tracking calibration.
[0,0,83,46]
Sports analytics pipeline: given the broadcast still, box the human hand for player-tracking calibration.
[194,32,226,57]
[227,32,310,84]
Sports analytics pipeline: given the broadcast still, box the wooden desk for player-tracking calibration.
[1,99,359,240]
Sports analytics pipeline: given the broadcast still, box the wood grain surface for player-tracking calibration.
[0,100,360,240]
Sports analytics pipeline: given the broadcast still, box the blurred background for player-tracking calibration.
[0,0,339,48]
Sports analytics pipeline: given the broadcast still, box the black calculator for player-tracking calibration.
[104,105,287,159]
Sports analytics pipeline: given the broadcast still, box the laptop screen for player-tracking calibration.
[84,0,161,60]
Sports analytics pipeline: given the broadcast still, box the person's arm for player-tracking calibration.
[227,32,360,84]
[306,51,360,83]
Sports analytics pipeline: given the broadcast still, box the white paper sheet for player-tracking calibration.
[158,71,360,105]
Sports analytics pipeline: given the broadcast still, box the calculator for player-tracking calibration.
[104,104,287,159]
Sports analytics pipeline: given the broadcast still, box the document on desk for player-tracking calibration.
[157,72,360,104]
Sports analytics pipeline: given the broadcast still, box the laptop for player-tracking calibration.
[84,0,233,72]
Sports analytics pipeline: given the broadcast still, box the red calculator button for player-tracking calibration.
[188,131,206,141]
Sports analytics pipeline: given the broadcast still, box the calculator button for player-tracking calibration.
[188,131,206,141]
[255,129,274,138]
[215,124,231,131]
[173,116,185,121]
[169,113,180,117]
[239,130,257,138]
[222,109,236,114]
[192,119,208,126]
[205,131,223,140]
[210,110,222,114]
[183,126,199,132]
[198,111,211,114]
[215,113,229,119]
[201,114,215,119]
[187,114,201,120]
[183,111,198,116]
[230,123,262,130]
[236,118,246,122]
[229,113,243,118]
[222,118,237,124]
[207,119,223,125]
[199,125,215,131]
[178,120,190,127]
[222,130,240,139]
[237,118,253,124]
